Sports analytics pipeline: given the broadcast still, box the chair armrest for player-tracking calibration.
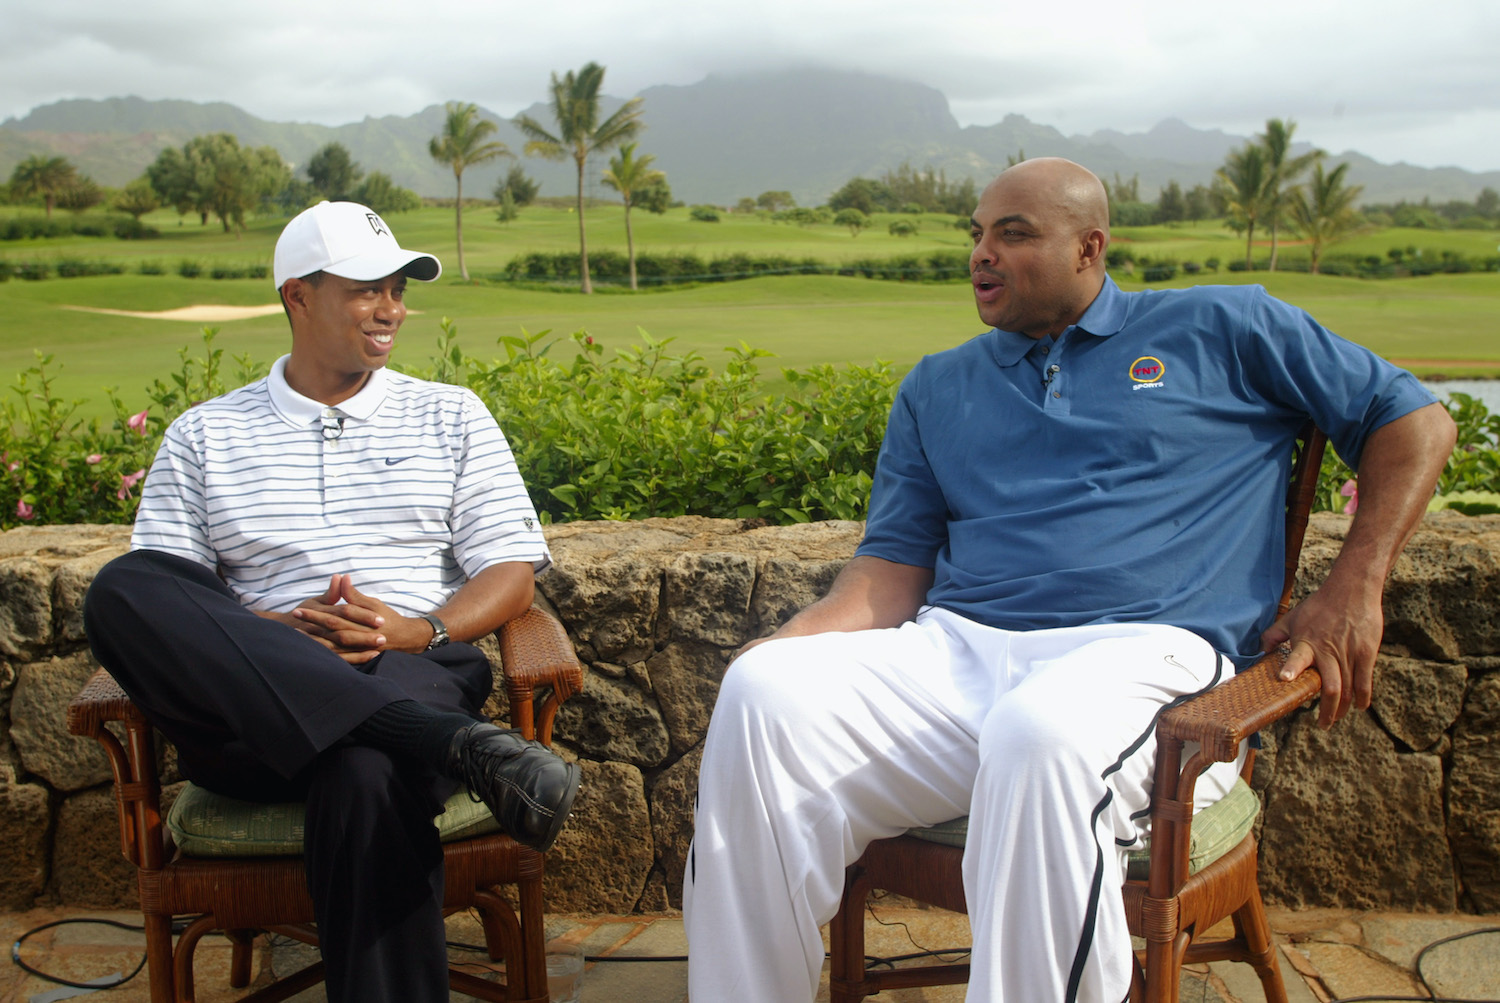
[65,668,146,737]
[1158,649,1322,764]
[497,605,585,745]
[66,668,165,869]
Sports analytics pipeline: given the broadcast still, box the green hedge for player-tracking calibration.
[1,326,897,529]
[4,326,1496,530]
[0,258,266,282]
[496,249,972,286]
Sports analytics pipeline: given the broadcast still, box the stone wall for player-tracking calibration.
[2,515,1497,915]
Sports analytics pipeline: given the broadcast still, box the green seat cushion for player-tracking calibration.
[166,782,501,857]
[904,776,1261,881]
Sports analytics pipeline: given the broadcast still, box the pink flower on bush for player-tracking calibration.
[16,500,34,521]
[127,409,149,435]
[1340,478,1359,515]
[117,468,146,500]
[86,453,103,465]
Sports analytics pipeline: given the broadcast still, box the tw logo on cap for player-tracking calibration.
[366,213,389,237]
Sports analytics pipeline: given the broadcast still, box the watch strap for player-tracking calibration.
[419,613,449,650]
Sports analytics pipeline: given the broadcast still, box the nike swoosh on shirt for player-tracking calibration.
[384,456,413,466]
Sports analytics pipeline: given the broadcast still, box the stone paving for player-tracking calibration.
[2,905,1496,1002]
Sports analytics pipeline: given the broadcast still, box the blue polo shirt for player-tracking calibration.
[857,277,1437,662]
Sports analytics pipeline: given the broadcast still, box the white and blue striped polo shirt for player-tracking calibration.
[132,356,551,616]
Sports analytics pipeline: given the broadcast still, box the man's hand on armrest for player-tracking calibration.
[1262,402,1456,729]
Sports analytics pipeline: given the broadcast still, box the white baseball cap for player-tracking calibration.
[273,200,441,290]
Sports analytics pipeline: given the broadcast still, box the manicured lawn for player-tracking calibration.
[5,204,1499,420]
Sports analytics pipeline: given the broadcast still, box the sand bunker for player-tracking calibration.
[63,304,422,322]
[62,304,286,322]
[61,304,286,322]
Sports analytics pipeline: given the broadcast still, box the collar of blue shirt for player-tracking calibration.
[986,275,1130,367]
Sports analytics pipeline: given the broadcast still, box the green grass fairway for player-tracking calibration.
[1137,271,1500,371]
[0,203,977,277]
[3,273,986,418]
[5,204,1499,420]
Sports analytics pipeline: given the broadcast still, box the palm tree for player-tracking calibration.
[515,63,644,293]
[1259,118,1323,271]
[429,102,510,281]
[1215,143,1271,271]
[8,155,77,218]
[601,143,665,291]
[1287,162,1365,275]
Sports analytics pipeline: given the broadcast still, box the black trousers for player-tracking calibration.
[83,549,492,1003]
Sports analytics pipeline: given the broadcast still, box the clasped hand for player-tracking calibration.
[258,574,431,663]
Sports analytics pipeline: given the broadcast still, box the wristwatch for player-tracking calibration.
[419,613,450,650]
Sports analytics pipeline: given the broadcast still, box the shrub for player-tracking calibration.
[1141,264,1177,282]
[0,216,75,240]
[405,322,898,524]
[6,326,1500,528]
[1204,257,1220,273]
[15,260,51,280]
[137,260,166,276]
[1180,261,1201,275]
[178,260,203,278]
[497,249,971,287]
[888,219,919,238]
[115,218,159,240]
[833,208,869,236]
[55,258,127,278]
[1315,392,1500,513]
[1106,247,1136,268]
[689,205,720,222]
[1,331,268,529]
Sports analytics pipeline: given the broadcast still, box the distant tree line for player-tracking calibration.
[3,136,430,240]
[1359,190,1499,230]
[823,163,978,216]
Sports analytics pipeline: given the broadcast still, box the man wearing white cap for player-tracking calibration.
[83,201,580,1002]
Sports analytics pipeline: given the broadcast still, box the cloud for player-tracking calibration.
[3,0,1497,171]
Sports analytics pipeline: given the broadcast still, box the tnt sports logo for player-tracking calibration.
[365,213,389,237]
[1129,356,1165,391]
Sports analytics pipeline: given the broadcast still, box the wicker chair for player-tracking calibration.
[66,604,584,1003]
[828,428,1328,1003]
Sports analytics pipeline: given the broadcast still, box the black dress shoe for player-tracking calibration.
[447,722,581,852]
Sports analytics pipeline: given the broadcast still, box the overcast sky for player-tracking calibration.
[3,0,1497,173]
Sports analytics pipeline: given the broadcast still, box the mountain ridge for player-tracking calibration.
[4,71,1497,206]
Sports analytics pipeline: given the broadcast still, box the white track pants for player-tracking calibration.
[683,608,1243,1003]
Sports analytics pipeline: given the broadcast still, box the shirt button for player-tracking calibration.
[1053,391,1062,398]
[1042,345,1050,354]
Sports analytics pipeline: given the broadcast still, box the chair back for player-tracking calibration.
[1280,425,1328,616]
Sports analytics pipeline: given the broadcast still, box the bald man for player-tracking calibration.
[683,159,1456,1002]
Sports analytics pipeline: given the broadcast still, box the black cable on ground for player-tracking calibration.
[15,916,1495,997]
[1325,925,1500,1003]
[10,917,149,990]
